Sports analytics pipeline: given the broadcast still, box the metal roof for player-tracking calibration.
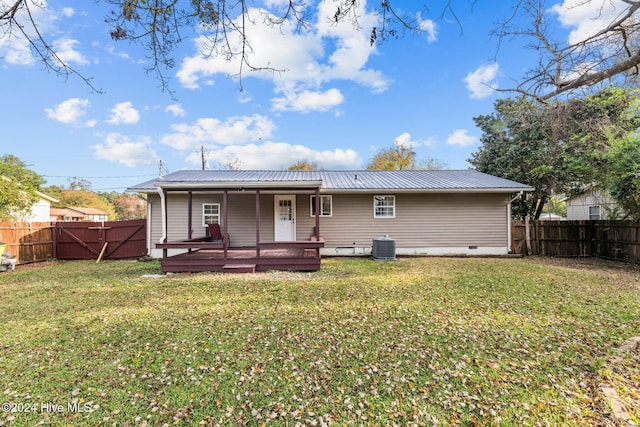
[128,170,534,193]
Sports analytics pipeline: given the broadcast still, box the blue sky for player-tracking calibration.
[0,0,613,191]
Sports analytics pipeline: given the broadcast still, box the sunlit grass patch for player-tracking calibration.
[0,256,638,425]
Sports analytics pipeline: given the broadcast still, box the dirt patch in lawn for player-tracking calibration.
[599,337,640,425]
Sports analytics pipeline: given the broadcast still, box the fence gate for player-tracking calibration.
[54,219,147,260]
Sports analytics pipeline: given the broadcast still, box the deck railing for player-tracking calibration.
[156,238,324,257]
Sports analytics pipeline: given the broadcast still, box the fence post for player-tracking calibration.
[52,222,57,260]
[525,217,531,256]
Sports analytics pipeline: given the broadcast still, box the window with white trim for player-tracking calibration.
[203,203,221,226]
[588,205,601,220]
[310,195,332,217]
[374,195,395,218]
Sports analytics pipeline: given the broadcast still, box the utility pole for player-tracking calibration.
[201,145,206,171]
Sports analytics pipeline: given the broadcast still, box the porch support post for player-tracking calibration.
[187,191,193,240]
[160,188,168,259]
[314,187,320,240]
[314,187,321,258]
[223,190,228,259]
[255,190,261,258]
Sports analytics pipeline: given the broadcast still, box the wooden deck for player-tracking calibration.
[157,240,324,273]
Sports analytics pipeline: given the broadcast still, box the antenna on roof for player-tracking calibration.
[158,160,168,179]
[199,145,209,170]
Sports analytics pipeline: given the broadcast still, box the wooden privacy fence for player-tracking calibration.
[0,219,147,264]
[54,219,147,260]
[0,222,54,264]
[512,220,640,263]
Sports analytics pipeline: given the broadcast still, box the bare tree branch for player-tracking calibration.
[496,0,640,102]
[1,0,103,93]
[0,1,438,95]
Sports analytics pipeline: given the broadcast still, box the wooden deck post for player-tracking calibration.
[314,187,321,258]
[163,188,168,259]
[255,190,261,258]
[223,190,228,259]
[314,188,320,240]
[187,191,193,240]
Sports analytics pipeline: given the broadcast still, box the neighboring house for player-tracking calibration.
[129,170,533,273]
[70,207,110,222]
[564,187,620,220]
[17,191,58,222]
[50,207,109,222]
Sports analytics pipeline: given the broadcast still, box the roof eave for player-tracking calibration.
[322,187,534,194]
[154,180,324,190]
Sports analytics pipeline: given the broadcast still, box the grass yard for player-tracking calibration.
[0,256,638,426]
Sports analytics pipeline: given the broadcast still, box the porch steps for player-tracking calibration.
[222,263,256,273]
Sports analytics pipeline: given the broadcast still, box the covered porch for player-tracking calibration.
[155,179,325,273]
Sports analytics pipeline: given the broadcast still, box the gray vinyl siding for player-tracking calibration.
[565,189,619,220]
[153,191,509,249]
[148,194,162,245]
[309,193,508,248]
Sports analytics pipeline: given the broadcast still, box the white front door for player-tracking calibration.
[274,195,296,241]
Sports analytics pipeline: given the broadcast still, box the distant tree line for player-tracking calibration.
[0,156,146,221]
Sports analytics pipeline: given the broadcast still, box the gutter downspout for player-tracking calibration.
[146,199,152,255]
[157,187,167,244]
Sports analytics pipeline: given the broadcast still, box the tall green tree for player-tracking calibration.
[470,87,640,219]
[603,132,640,220]
[0,154,45,221]
[470,97,560,219]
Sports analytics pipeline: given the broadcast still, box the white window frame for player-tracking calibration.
[310,195,332,217]
[374,195,395,218]
[202,203,221,227]
[588,205,601,220]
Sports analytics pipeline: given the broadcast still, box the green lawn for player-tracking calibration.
[0,257,638,426]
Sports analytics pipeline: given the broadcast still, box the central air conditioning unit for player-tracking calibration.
[371,235,396,261]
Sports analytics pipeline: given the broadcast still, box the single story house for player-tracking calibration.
[50,207,110,222]
[70,207,110,222]
[128,170,533,273]
[564,187,620,220]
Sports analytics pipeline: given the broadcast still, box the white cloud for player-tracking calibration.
[418,16,437,43]
[45,98,90,124]
[176,3,390,112]
[446,129,478,147]
[165,104,186,117]
[0,2,77,67]
[92,133,159,167]
[106,45,131,60]
[271,88,344,112]
[161,114,275,150]
[393,132,434,148]
[464,63,499,99]
[551,0,628,45]
[52,38,87,65]
[107,102,140,125]
[189,141,361,170]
